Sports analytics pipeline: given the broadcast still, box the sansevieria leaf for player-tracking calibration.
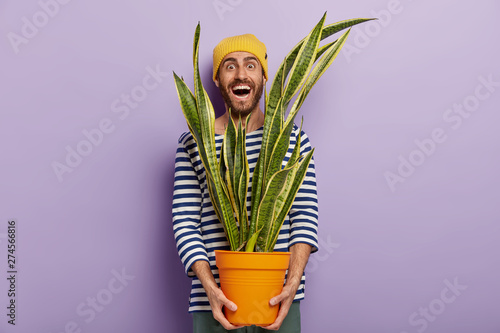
[282,12,325,107]
[194,23,240,250]
[255,165,296,251]
[288,29,351,123]
[266,149,314,252]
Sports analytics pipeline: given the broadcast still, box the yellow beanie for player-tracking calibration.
[213,34,268,81]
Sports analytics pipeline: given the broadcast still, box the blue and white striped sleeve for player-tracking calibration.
[288,129,319,253]
[172,133,209,277]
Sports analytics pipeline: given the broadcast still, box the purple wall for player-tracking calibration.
[1,0,499,332]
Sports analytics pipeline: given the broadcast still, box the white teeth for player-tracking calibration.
[233,85,250,91]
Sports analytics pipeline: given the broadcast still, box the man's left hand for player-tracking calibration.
[260,281,298,331]
[260,243,311,331]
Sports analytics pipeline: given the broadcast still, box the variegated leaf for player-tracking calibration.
[266,149,314,251]
[282,12,325,107]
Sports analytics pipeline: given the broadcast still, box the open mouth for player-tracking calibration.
[231,85,251,99]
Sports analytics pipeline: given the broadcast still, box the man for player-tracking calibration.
[173,33,319,332]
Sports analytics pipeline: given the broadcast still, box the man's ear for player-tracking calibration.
[214,77,219,87]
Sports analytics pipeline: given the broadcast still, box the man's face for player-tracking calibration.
[215,51,265,117]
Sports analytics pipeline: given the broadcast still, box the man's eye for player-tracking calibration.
[247,64,255,69]
[227,64,235,70]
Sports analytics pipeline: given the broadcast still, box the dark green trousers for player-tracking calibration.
[192,302,301,333]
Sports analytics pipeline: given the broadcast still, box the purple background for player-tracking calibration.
[1,0,499,332]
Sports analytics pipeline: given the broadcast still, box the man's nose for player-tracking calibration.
[235,66,248,80]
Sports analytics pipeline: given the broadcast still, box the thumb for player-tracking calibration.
[269,294,284,306]
[220,294,238,312]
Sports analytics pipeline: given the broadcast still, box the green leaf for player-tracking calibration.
[264,118,295,186]
[193,25,216,162]
[282,12,326,107]
[219,140,226,184]
[255,165,296,251]
[173,72,211,175]
[267,60,285,116]
[275,17,373,106]
[173,72,199,137]
[266,149,314,251]
[285,119,303,169]
[234,117,245,243]
[315,39,337,62]
[223,114,237,211]
[249,97,284,238]
[233,116,244,209]
[267,165,299,252]
[287,29,351,124]
[321,18,375,40]
[191,23,240,250]
[262,97,284,172]
[245,227,262,252]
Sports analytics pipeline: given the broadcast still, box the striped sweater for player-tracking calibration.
[172,124,319,312]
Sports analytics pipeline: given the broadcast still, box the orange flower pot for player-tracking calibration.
[214,250,291,326]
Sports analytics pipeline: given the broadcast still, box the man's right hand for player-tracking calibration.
[191,260,243,330]
[205,282,243,330]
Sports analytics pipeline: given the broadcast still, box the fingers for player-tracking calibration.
[213,307,244,330]
[269,294,283,306]
[209,288,237,312]
[264,287,294,331]
[219,292,238,312]
[210,289,243,330]
[260,304,290,331]
[269,286,291,306]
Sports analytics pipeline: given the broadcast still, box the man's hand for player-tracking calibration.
[261,243,312,331]
[260,282,297,330]
[192,260,244,330]
[205,282,243,330]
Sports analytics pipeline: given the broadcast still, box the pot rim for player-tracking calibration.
[215,250,291,255]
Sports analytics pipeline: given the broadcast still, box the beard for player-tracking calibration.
[218,77,264,117]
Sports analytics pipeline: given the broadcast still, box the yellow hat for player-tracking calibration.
[213,33,268,81]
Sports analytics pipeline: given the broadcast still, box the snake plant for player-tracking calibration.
[173,13,371,252]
